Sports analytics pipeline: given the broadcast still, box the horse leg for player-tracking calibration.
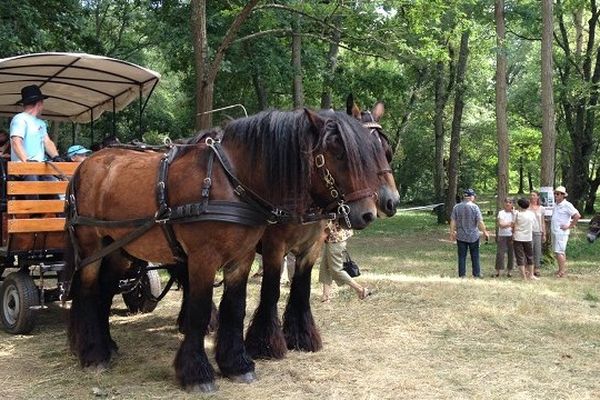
[68,256,113,369]
[173,255,218,393]
[171,263,218,335]
[245,246,287,359]
[97,250,135,356]
[283,245,323,352]
[215,251,256,382]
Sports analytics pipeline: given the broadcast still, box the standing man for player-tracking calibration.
[550,186,581,277]
[450,188,490,278]
[10,85,61,164]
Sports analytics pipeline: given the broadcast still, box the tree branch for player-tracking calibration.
[208,0,260,83]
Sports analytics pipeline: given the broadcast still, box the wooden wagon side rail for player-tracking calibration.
[5,162,80,235]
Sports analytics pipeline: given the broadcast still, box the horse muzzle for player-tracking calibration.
[377,186,400,218]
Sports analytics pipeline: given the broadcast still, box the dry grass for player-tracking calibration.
[2,212,600,399]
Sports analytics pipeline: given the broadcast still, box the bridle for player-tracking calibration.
[361,112,393,176]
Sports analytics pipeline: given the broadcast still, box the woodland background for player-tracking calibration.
[1,0,598,215]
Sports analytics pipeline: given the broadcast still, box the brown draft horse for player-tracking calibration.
[243,101,399,360]
[65,109,394,393]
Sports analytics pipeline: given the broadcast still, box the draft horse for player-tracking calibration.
[244,103,399,359]
[65,109,392,392]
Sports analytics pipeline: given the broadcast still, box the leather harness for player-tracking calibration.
[65,137,373,271]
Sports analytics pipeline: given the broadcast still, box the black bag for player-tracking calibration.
[342,250,361,277]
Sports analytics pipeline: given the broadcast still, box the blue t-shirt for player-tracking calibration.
[9,112,48,161]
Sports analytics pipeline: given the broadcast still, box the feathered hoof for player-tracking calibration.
[185,382,218,393]
[229,371,257,384]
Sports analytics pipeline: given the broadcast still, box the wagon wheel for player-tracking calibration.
[0,271,40,334]
[122,269,162,314]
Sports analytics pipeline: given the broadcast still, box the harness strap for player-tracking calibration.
[156,151,187,263]
[207,139,291,224]
[78,218,157,268]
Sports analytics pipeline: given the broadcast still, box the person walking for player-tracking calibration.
[319,221,371,302]
[513,198,538,280]
[550,186,581,278]
[494,197,515,277]
[450,188,490,278]
[529,190,546,276]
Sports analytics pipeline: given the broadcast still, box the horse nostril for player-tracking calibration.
[362,212,375,224]
[386,199,394,212]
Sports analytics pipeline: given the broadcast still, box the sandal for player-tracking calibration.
[359,287,373,300]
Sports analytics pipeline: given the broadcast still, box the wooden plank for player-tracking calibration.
[8,218,66,233]
[7,162,80,176]
[7,181,69,195]
[7,200,66,214]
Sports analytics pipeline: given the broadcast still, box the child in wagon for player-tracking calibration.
[512,197,538,280]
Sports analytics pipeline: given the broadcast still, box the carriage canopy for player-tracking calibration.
[0,52,160,124]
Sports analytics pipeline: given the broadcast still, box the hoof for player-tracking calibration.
[229,371,257,384]
[186,382,218,393]
[83,362,109,373]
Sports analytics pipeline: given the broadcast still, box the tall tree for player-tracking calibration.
[291,15,304,108]
[555,0,600,209]
[445,30,470,222]
[190,0,259,130]
[496,0,509,211]
[540,0,556,189]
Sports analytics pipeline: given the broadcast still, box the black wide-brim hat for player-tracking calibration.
[18,85,49,105]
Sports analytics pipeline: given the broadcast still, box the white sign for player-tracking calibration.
[540,186,554,216]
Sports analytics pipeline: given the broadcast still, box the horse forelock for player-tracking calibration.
[318,110,381,188]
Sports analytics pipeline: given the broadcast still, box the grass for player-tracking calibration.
[2,211,600,399]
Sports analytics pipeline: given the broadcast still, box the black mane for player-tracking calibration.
[222,109,381,210]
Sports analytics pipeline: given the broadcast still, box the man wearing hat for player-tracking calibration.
[10,85,61,163]
[66,145,92,162]
[450,188,490,278]
[550,186,581,277]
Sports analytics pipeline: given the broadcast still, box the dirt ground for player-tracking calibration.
[2,215,600,399]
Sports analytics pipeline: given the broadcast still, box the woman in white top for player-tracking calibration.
[529,191,546,276]
[513,197,538,280]
[495,198,515,277]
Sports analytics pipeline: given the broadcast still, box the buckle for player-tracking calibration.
[315,154,325,168]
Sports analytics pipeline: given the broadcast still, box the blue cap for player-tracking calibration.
[66,145,91,158]
[463,188,476,197]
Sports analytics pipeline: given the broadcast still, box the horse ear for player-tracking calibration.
[345,93,361,119]
[304,108,326,135]
[372,101,385,122]
[346,94,354,115]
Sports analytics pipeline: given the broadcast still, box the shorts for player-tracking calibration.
[513,240,533,266]
[552,233,569,254]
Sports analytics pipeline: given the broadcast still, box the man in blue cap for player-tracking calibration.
[449,188,490,278]
[66,145,92,162]
[10,85,61,163]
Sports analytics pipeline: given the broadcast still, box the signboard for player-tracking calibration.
[540,186,554,216]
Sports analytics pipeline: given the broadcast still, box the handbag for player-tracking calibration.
[342,250,361,277]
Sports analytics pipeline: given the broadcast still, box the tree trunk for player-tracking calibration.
[320,20,341,110]
[540,0,556,188]
[191,0,209,129]
[190,0,260,130]
[445,31,470,222]
[291,16,304,108]
[434,51,455,203]
[496,0,509,211]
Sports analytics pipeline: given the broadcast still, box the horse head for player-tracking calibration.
[346,94,400,217]
[587,215,600,243]
[304,109,395,229]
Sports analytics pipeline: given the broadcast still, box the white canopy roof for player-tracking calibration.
[0,52,160,123]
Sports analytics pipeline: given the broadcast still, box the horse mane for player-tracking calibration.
[223,109,380,210]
